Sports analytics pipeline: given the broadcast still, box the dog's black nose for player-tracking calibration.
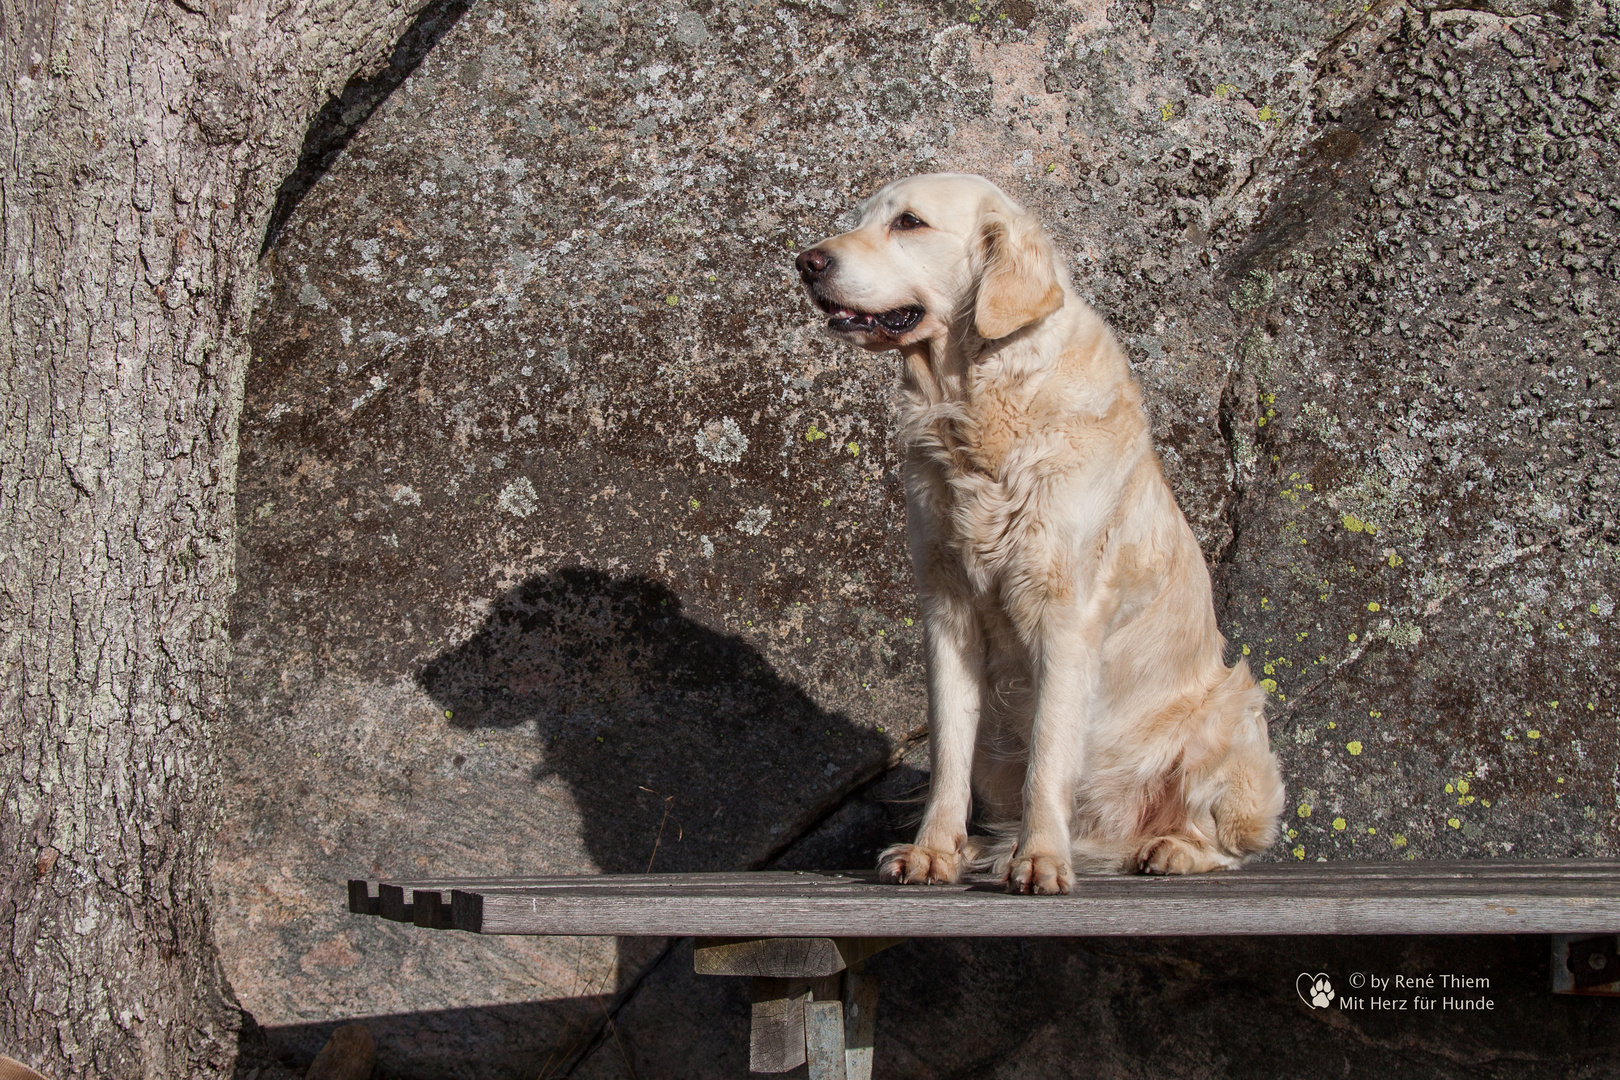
[796,248,832,279]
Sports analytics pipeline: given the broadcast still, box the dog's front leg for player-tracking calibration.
[1006,623,1094,895]
[878,587,983,885]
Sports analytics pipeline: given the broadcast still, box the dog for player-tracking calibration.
[794,174,1284,893]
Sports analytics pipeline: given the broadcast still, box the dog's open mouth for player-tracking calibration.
[814,295,925,337]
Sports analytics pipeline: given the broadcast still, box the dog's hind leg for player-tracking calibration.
[1209,737,1285,858]
[1135,729,1284,874]
[1134,833,1241,874]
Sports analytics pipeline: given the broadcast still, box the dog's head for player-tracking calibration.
[794,173,1065,351]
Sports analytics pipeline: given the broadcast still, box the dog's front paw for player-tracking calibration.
[877,843,964,885]
[1005,852,1072,895]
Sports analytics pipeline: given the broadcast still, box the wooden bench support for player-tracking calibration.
[696,937,902,1077]
[804,999,846,1080]
[748,977,810,1073]
[842,969,879,1080]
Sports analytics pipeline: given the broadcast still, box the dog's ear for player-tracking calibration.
[973,208,1064,340]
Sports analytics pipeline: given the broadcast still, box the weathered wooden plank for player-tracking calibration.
[347,863,1620,938]
[750,977,809,1073]
[696,937,846,977]
[805,1000,847,1080]
[470,889,1620,937]
[364,861,1620,895]
[694,937,907,977]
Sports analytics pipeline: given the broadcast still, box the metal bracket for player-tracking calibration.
[1551,934,1620,994]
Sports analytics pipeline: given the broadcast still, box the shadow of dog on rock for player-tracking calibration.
[416,568,888,873]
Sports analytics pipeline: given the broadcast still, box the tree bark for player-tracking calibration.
[1,1,434,1075]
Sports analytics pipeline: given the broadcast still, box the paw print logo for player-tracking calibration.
[1296,972,1335,1009]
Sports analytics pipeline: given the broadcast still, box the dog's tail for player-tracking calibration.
[1194,659,1286,860]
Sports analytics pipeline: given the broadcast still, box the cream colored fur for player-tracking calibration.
[797,174,1285,892]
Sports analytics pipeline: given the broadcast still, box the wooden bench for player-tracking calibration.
[347,861,1620,1077]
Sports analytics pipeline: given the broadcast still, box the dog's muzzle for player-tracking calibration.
[796,247,925,337]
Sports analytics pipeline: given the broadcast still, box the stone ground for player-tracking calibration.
[213,0,1620,1074]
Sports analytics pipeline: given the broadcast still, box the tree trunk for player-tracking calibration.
[1,1,434,1075]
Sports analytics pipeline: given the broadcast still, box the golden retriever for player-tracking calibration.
[795,174,1284,893]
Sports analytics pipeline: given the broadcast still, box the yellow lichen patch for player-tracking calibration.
[1391,834,1408,848]
[1527,729,1541,740]
[805,423,828,442]
[1297,804,1312,818]
[1367,601,1381,612]
[1448,818,1461,829]
[1260,678,1279,694]
[1456,779,1469,794]
[1292,846,1306,860]
[1332,818,1347,831]
[1346,741,1363,756]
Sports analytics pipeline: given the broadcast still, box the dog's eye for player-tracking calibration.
[891,212,928,231]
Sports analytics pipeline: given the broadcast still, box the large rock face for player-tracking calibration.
[215,0,1620,1075]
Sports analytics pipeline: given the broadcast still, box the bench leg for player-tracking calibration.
[805,999,847,1080]
[842,969,879,1080]
[750,978,810,1073]
[698,937,900,1076]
